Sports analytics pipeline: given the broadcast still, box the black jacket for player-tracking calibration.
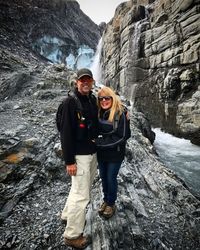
[60,88,98,165]
[95,110,131,162]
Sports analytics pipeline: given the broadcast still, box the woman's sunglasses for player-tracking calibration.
[98,96,112,101]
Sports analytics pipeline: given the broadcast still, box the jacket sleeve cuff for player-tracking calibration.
[65,159,76,165]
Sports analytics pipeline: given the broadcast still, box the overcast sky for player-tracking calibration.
[77,0,127,24]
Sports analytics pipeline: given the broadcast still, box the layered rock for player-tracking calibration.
[0,0,101,68]
[100,0,200,145]
[0,1,199,249]
[0,66,199,249]
[0,0,102,100]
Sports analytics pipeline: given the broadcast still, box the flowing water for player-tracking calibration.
[90,38,103,86]
[153,128,200,198]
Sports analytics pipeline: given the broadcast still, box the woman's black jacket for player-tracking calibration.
[95,110,131,163]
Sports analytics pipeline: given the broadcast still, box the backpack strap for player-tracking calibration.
[68,91,82,111]
[113,112,120,130]
[68,90,83,120]
[113,107,128,131]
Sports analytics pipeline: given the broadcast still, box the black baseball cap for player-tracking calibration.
[77,68,93,79]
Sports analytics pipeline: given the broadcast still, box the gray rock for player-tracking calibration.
[100,0,200,145]
[0,1,199,249]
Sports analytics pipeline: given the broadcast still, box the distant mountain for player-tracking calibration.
[0,0,101,67]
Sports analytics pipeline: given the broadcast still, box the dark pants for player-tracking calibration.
[98,161,122,206]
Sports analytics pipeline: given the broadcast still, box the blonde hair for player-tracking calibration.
[97,86,124,122]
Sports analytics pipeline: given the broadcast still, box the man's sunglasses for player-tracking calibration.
[98,96,112,101]
[78,76,93,83]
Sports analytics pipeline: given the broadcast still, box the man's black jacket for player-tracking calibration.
[60,88,98,165]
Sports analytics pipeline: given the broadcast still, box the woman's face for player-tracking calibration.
[98,95,113,110]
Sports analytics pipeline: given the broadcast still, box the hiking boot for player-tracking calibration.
[102,205,116,219]
[64,234,91,249]
[98,202,107,215]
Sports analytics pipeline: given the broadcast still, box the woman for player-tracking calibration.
[95,86,131,219]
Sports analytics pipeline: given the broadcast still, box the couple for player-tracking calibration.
[59,68,131,249]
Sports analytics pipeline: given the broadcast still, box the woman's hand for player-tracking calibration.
[66,164,77,176]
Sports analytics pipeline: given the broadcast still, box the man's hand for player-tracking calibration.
[66,164,77,176]
[126,111,130,120]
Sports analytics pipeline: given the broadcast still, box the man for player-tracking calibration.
[60,68,98,249]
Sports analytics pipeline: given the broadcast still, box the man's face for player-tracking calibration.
[77,75,94,95]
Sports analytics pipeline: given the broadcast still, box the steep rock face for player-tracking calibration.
[0,1,199,249]
[100,0,200,145]
[0,0,101,67]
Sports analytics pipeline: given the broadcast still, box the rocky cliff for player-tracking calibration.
[0,1,200,249]
[100,0,200,145]
[0,0,101,68]
[0,68,199,248]
[0,0,102,99]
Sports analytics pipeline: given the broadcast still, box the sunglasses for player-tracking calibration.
[78,76,93,83]
[98,96,112,101]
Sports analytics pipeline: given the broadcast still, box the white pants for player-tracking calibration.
[62,153,97,239]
